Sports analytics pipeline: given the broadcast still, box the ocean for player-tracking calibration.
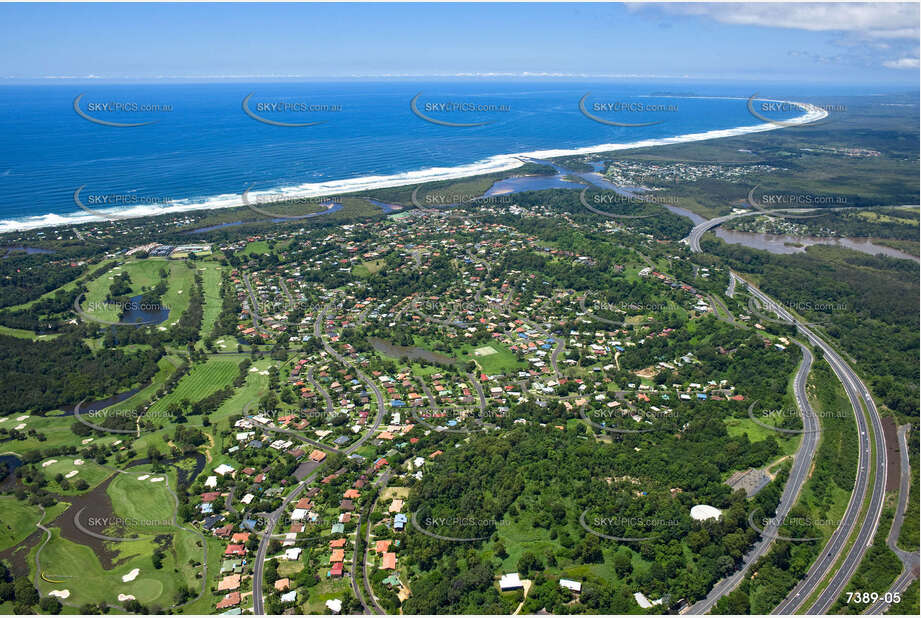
[0,80,837,232]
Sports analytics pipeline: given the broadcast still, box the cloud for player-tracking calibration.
[634,3,919,39]
[883,57,920,69]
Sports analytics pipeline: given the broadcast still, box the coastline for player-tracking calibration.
[0,100,828,234]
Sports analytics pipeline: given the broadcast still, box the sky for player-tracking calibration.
[0,2,918,84]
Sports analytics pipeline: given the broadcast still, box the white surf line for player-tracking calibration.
[1,99,825,233]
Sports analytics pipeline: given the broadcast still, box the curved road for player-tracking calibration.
[865,424,919,615]
[687,230,888,614]
[738,274,886,615]
[687,341,819,613]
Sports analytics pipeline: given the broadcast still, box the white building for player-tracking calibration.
[499,573,523,591]
[560,579,582,593]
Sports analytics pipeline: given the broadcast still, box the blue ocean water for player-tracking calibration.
[0,80,835,230]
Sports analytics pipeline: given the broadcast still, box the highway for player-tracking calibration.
[683,204,916,254]
[687,227,888,614]
[252,299,387,615]
[687,341,819,614]
[738,274,887,615]
[684,209,820,253]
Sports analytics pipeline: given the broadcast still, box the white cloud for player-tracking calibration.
[883,57,920,69]
[631,3,918,38]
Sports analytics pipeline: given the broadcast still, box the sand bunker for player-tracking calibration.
[73,459,84,466]
[121,568,140,582]
[14,423,26,430]
[137,474,150,481]
[150,477,164,483]
[16,415,30,421]
[42,459,58,467]
[65,470,78,479]
[81,438,94,444]
[48,590,70,599]
[118,594,136,602]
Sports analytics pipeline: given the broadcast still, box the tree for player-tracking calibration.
[39,597,63,614]
[13,578,39,606]
[517,551,542,577]
[613,551,633,578]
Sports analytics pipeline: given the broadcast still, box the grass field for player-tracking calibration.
[107,470,176,534]
[33,464,207,610]
[352,259,386,278]
[0,497,42,551]
[456,341,526,375]
[241,240,271,256]
[197,262,224,344]
[147,358,240,414]
[40,458,113,494]
[723,417,799,457]
[80,259,195,326]
[33,527,200,609]
[300,573,351,614]
[0,324,60,340]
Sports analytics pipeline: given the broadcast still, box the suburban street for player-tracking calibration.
[251,300,388,615]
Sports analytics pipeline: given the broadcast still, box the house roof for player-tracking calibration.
[216,592,241,609]
[218,574,242,591]
[500,573,523,590]
[375,539,392,553]
[381,552,397,570]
